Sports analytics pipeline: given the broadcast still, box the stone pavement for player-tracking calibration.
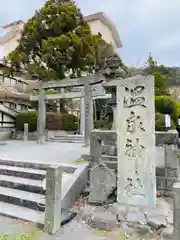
[0,197,174,240]
[0,141,89,165]
[0,213,167,240]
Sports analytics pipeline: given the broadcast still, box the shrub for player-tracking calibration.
[155,95,180,124]
[94,120,112,130]
[171,99,180,125]
[155,112,175,131]
[15,111,78,132]
[155,96,173,114]
[46,89,57,94]
[46,112,62,130]
[15,111,37,132]
[61,113,78,131]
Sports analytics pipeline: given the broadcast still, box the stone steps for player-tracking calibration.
[0,164,45,224]
[0,186,45,211]
[0,201,44,224]
[0,174,44,194]
[0,165,46,180]
[50,135,84,143]
[0,160,88,225]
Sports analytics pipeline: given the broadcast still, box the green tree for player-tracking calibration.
[6,0,121,80]
[144,53,170,96]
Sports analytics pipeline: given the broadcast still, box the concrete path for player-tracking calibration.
[0,141,89,165]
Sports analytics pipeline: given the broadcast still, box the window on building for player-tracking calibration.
[10,103,16,109]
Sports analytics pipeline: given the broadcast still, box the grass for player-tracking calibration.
[0,229,41,240]
[72,158,88,164]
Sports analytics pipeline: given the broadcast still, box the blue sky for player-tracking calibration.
[0,0,180,67]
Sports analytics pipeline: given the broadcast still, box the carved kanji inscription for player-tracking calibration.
[125,138,145,158]
[126,110,145,133]
[123,85,147,108]
[124,171,147,199]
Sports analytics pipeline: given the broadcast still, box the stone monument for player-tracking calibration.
[24,123,28,141]
[116,75,156,207]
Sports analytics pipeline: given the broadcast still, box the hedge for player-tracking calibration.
[155,95,180,124]
[15,111,78,132]
[94,113,176,132]
[155,112,175,131]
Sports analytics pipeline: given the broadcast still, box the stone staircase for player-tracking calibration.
[49,134,84,143]
[0,162,46,224]
[0,159,89,226]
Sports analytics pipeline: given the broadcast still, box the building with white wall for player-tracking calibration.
[0,12,122,59]
[0,20,24,59]
[84,12,122,49]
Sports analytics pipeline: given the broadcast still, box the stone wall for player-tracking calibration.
[88,130,179,196]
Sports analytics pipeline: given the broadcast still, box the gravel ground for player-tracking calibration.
[0,216,112,240]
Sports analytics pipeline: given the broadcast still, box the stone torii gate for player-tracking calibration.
[31,74,107,146]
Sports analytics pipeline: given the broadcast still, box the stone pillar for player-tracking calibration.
[84,82,93,146]
[80,97,85,135]
[89,99,94,134]
[173,182,180,240]
[24,123,28,141]
[112,106,117,129]
[60,88,65,93]
[44,166,62,235]
[56,100,60,113]
[116,75,156,207]
[37,86,46,144]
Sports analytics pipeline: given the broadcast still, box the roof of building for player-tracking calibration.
[84,12,122,48]
[0,13,122,48]
[1,20,24,29]
[0,27,21,45]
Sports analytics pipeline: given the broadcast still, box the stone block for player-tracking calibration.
[88,162,116,204]
[101,145,109,155]
[147,215,167,230]
[103,140,116,146]
[90,134,102,162]
[101,145,117,156]
[165,145,178,169]
[156,177,166,190]
[109,146,117,156]
[166,179,177,191]
[88,210,117,230]
[156,167,165,177]
[61,164,88,210]
[156,131,178,146]
[156,146,165,167]
[166,168,178,178]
